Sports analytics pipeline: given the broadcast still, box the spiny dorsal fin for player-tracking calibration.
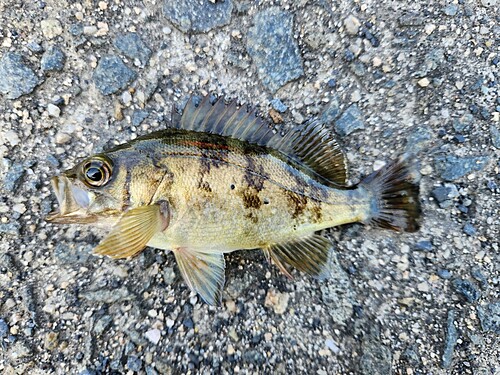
[263,234,334,279]
[173,95,348,186]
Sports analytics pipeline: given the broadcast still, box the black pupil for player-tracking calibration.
[86,167,103,182]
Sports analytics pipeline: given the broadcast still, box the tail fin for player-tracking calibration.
[361,156,421,232]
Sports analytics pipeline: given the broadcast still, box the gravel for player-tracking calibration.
[0,1,498,374]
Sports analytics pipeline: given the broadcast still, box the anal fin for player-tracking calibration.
[173,249,225,306]
[265,234,333,280]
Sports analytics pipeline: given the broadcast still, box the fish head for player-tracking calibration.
[46,154,124,224]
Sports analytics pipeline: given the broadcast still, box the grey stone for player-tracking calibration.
[452,279,481,303]
[360,332,392,375]
[163,0,233,33]
[113,33,152,67]
[452,114,474,133]
[132,110,149,126]
[320,253,354,325]
[247,7,304,93]
[490,126,500,149]
[93,55,137,95]
[270,98,288,113]
[127,355,143,372]
[163,266,176,284]
[0,52,40,99]
[41,46,66,72]
[320,96,341,125]
[437,269,452,279]
[334,104,365,137]
[405,126,433,152]
[0,318,8,337]
[0,222,21,236]
[414,240,433,251]
[434,155,489,181]
[471,266,488,288]
[443,4,459,16]
[431,184,459,207]
[94,315,113,335]
[477,302,500,334]
[442,309,458,369]
[463,222,476,236]
[27,41,44,54]
[415,49,445,77]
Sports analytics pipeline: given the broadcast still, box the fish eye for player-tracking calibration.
[82,157,113,187]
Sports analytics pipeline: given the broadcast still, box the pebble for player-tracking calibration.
[334,104,365,137]
[490,126,500,149]
[27,41,44,53]
[247,7,303,93]
[320,96,340,125]
[2,163,25,192]
[40,18,63,39]
[0,318,8,337]
[414,240,433,251]
[442,310,458,369]
[270,98,288,113]
[463,222,476,236]
[476,302,500,334]
[41,45,66,72]
[48,103,61,117]
[127,355,143,372]
[93,55,137,95]
[418,77,430,87]
[0,222,21,236]
[163,0,233,33]
[264,289,289,315]
[343,15,361,35]
[44,332,59,351]
[0,53,41,99]
[145,328,161,345]
[3,130,20,146]
[113,33,152,67]
[163,267,176,284]
[452,279,481,303]
[431,184,459,208]
[93,315,113,335]
[132,110,149,126]
[437,269,452,279]
[443,4,459,16]
[434,155,489,181]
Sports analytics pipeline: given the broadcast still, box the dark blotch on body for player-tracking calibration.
[238,187,262,209]
[286,191,308,219]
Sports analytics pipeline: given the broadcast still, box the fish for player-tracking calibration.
[46,95,421,305]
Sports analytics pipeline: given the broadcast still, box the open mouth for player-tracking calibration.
[46,176,94,224]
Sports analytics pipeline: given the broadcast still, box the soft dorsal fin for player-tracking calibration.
[172,95,348,186]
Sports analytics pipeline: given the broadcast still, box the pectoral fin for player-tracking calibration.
[94,202,170,259]
[264,234,333,280]
[173,248,225,306]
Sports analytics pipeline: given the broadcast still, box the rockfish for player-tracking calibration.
[47,95,421,305]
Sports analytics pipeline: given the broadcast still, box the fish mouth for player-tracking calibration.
[46,176,96,224]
